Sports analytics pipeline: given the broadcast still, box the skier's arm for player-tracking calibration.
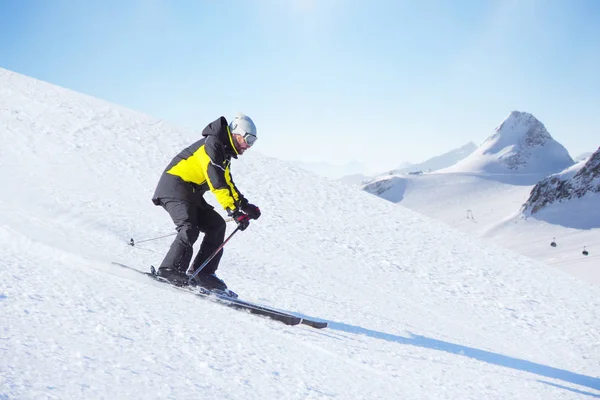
[225,168,247,207]
[202,137,243,211]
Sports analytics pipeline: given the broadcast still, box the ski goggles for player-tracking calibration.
[243,132,258,147]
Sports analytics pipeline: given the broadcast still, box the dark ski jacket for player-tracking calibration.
[152,117,247,211]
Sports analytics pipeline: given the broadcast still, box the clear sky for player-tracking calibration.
[1,0,599,171]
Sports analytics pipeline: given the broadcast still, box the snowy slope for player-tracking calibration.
[364,173,534,231]
[1,68,600,399]
[442,111,573,180]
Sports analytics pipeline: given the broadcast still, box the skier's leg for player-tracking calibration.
[189,208,226,275]
[158,199,200,274]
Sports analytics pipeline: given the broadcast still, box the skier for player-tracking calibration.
[151,113,261,290]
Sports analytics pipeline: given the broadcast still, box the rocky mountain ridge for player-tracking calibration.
[523,147,600,214]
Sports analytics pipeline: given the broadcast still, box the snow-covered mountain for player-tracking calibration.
[522,147,600,226]
[441,111,574,179]
[353,142,476,192]
[2,68,600,399]
[336,142,476,184]
[361,111,598,284]
[391,142,477,174]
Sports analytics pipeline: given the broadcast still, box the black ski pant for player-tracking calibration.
[158,199,226,275]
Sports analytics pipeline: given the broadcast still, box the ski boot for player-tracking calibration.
[191,272,238,298]
[156,267,189,286]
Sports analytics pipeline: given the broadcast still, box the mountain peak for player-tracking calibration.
[489,111,552,148]
[441,111,573,178]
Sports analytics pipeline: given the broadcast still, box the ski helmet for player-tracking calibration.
[229,113,257,146]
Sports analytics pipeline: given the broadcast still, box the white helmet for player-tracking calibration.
[229,113,257,138]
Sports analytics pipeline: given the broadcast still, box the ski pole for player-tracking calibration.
[129,217,235,246]
[187,226,240,284]
[129,233,176,246]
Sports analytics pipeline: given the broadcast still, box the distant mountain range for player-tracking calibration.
[337,173,374,186]
[389,142,477,174]
[334,142,478,185]
[293,160,374,179]
[304,110,598,223]
[294,142,478,181]
[363,110,599,223]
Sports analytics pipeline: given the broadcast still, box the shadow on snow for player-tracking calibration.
[327,320,600,394]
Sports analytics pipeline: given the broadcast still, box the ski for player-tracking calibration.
[112,262,327,329]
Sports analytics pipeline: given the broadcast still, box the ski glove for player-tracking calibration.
[242,203,261,220]
[229,209,250,231]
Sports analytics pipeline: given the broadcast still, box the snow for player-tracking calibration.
[559,158,591,180]
[1,67,600,399]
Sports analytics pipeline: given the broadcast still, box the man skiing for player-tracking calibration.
[152,113,261,290]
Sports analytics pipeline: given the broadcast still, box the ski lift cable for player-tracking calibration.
[547,253,599,267]
[539,242,596,253]
[507,235,571,249]
[510,237,597,252]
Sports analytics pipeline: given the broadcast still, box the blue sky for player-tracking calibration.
[1,0,599,171]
